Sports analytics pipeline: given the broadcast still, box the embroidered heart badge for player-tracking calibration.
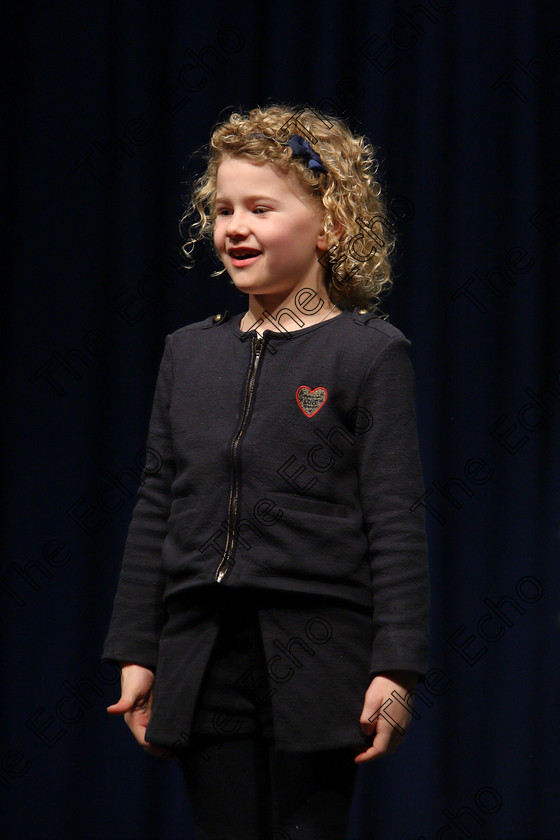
[295,385,328,417]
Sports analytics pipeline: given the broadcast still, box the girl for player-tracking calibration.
[103,104,430,840]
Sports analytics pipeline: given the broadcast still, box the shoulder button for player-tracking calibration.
[212,310,230,324]
[352,306,379,327]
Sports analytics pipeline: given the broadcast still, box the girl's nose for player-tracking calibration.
[225,210,251,237]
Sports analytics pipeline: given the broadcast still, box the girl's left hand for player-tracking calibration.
[353,670,418,764]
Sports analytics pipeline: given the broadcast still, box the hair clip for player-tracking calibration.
[248,132,327,173]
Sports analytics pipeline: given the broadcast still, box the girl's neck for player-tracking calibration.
[241,290,341,334]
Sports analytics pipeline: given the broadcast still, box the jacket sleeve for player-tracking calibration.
[101,335,175,671]
[355,333,430,681]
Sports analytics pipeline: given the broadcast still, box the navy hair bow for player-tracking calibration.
[286,134,327,172]
[249,132,327,173]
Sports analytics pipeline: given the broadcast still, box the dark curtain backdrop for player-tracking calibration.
[3,1,559,838]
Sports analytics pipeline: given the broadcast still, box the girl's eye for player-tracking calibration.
[215,206,270,217]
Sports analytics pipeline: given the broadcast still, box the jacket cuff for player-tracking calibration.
[101,641,158,673]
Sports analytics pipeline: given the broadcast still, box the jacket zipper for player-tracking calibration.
[215,331,266,583]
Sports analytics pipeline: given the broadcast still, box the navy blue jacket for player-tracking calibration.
[102,307,430,751]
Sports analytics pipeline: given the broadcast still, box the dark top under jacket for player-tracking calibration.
[102,307,430,752]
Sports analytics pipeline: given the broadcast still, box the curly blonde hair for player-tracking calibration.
[179,103,396,313]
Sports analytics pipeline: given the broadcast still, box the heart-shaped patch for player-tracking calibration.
[295,385,328,417]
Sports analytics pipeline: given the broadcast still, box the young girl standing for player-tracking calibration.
[103,104,430,840]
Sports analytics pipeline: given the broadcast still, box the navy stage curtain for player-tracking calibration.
[2,2,559,838]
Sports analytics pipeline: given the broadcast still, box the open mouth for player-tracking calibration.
[229,250,262,266]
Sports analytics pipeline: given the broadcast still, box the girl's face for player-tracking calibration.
[213,156,330,302]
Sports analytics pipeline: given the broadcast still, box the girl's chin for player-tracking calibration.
[228,273,317,304]
[229,277,286,296]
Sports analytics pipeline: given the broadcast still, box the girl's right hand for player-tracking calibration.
[106,663,168,757]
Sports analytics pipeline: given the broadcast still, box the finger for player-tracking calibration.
[360,697,411,739]
[359,704,379,737]
[108,684,151,715]
[107,696,134,714]
[353,744,380,764]
[355,723,408,763]
[359,692,390,736]
[124,707,153,741]
[142,741,171,758]
[353,730,391,763]
[127,720,150,746]
[353,732,392,763]
[125,717,168,758]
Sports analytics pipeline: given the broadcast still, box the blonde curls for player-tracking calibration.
[179,103,395,314]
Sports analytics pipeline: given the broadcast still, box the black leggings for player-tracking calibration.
[180,733,357,840]
[177,589,358,839]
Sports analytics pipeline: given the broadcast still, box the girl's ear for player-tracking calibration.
[317,216,344,250]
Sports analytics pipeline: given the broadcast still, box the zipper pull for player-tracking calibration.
[253,333,264,356]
